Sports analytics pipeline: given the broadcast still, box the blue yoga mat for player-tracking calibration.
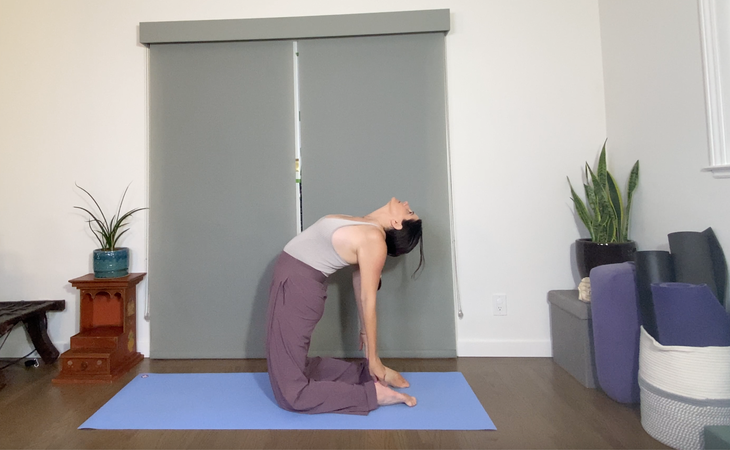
[79,372,495,430]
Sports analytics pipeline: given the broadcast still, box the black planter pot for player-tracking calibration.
[575,239,637,279]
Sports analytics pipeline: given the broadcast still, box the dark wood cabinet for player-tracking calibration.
[53,273,145,384]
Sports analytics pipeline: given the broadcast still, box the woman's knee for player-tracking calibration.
[276,388,310,412]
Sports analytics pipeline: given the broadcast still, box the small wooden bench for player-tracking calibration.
[0,300,66,364]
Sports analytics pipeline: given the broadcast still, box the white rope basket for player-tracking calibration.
[639,327,730,399]
[638,327,730,450]
[640,377,730,450]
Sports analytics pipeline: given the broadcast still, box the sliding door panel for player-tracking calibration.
[149,41,296,358]
[298,33,456,357]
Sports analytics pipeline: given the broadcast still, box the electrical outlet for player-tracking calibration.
[493,293,507,316]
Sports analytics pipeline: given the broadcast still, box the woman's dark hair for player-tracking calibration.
[384,219,425,277]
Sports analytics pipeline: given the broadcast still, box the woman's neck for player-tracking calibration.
[363,206,392,230]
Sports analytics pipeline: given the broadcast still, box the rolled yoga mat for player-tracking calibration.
[651,282,730,347]
[668,231,721,303]
[702,227,728,307]
[634,251,675,339]
[79,372,495,430]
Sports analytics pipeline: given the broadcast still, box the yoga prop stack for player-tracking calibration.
[635,228,727,340]
[589,227,730,450]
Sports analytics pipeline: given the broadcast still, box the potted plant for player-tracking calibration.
[74,183,147,279]
[568,141,640,278]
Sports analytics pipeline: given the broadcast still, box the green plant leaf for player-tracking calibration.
[606,171,624,242]
[568,177,595,240]
[75,184,148,251]
[111,228,130,249]
[85,219,105,249]
[596,141,608,192]
[584,165,598,220]
[584,186,596,218]
[623,160,640,240]
[75,183,109,228]
[587,164,616,243]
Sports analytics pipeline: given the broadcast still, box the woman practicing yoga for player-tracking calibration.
[266,197,424,415]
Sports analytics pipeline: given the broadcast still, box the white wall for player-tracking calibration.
[599,0,730,308]
[0,0,607,358]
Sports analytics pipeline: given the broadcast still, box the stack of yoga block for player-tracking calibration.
[589,228,730,450]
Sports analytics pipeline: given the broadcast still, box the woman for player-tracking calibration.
[266,197,424,415]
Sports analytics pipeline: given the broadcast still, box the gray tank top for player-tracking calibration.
[283,216,379,276]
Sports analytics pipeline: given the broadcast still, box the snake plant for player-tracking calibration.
[74,183,147,251]
[567,142,640,244]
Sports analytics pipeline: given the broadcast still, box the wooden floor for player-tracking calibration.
[0,357,668,449]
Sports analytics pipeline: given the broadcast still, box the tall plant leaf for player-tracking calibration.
[622,160,640,240]
[606,172,624,242]
[584,165,598,218]
[596,142,608,193]
[587,164,616,243]
[75,183,109,228]
[568,178,595,240]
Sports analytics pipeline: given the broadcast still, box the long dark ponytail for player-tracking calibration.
[384,219,424,278]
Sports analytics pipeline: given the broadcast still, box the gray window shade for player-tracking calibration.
[298,33,456,357]
[148,40,296,358]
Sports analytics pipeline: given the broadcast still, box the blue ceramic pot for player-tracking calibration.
[93,247,129,278]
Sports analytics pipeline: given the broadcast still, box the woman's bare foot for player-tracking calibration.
[375,382,417,407]
[384,366,410,388]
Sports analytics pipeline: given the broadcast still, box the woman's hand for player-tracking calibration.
[368,357,387,385]
[368,357,410,389]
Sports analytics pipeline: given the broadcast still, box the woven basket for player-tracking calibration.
[638,327,730,450]
[640,377,730,450]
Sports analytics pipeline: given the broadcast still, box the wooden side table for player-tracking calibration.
[53,273,145,384]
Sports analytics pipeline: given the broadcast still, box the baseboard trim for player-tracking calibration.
[149,348,457,359]
[310,349,457,359]
[134,341,553,359]
[457,338,552,357]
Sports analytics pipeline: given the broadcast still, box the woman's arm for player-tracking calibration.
[354,229,387,383]
[352,268,368,355]
[353,264,411,389]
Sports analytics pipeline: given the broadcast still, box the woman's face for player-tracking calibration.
[389,197,419,225]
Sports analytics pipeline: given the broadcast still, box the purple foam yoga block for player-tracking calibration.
[589,262,641,404]
[651,282,730,347]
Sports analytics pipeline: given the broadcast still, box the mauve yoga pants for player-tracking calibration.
[266,251,378,415]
